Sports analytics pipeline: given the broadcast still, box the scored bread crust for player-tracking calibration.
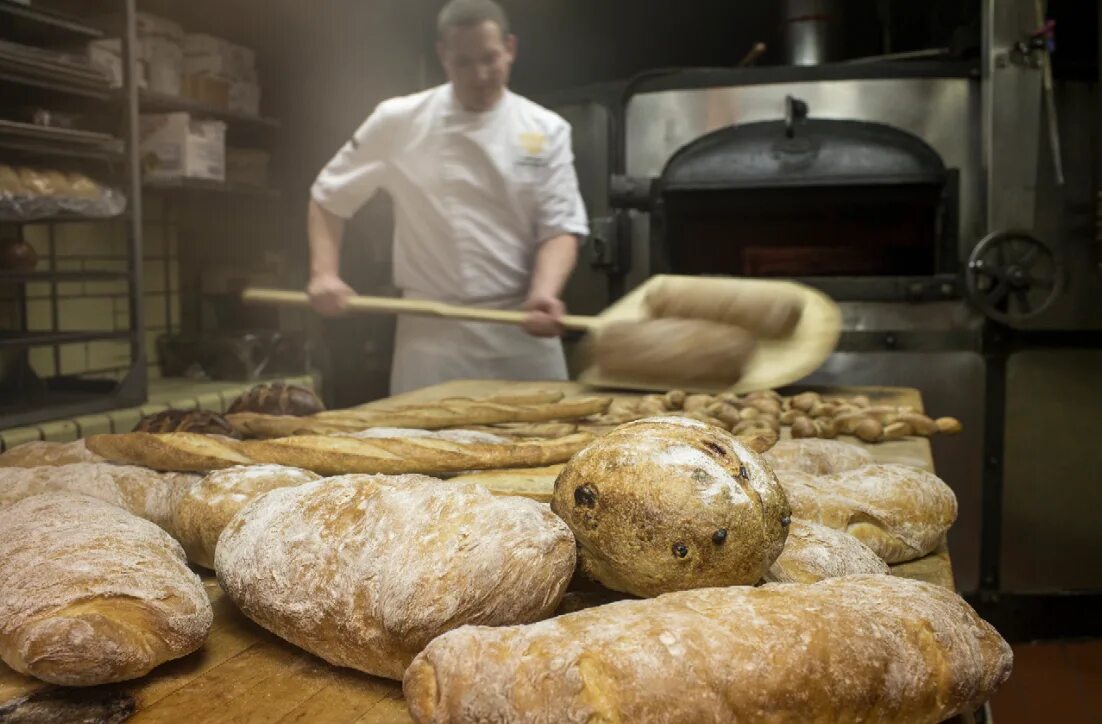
[215,475,577,681]
[0,493,212,686]
[403,575,1013,724]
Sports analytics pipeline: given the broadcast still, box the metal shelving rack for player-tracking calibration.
[0,0,145,429]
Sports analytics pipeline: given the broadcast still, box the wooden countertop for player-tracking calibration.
[0,381,956,723]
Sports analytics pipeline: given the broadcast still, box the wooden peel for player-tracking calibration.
[242,278,842,394]
[241,288,601,331]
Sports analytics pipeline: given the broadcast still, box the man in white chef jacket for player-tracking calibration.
[306,0,589,395]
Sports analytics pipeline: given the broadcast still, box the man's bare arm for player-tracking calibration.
[523,233,579,337]
[306,199,356,315]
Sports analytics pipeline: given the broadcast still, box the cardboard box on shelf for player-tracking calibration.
[228,79,261,116]
[226,148,270,187]
[183,33,257,82]
[143,36,183,96]
[88,38,148,90]
[136,12,184,42]
[139,113,226,182]
[183,73,230,109]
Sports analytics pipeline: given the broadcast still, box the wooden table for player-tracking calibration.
[0,381,957,723]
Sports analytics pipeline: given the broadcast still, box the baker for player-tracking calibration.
[306,0,589,394]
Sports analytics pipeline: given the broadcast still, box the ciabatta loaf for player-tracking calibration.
[763,519,889,583]
[404,575,1013,724]
[763,438,873,475]
[0,439,104,467]
[0,462,199,533]
[552,417,790,597]
[0,493,212,686]
[780,464,957,564]
[215,475,576,680]
[171,464,320,569]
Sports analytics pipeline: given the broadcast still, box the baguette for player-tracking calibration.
[0,462,199,534]
[361,389,565,410]
[0,439,105,467]
[763,519,889,584]
[240,433,594,476]
[86,432,251,472]
[464,422,579,438]
[763,438,873,475]
[0,493,212,686]
[85,431,594,476]
[227,397,612,438]
[404,575,1012,724]
[779,465,958,564]
[215,475,576,680]
[170,464,321,569]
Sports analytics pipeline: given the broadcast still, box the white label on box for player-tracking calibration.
[140,113,226,182]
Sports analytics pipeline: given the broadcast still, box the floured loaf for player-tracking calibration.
[215,475,576,680]
[405,575,1012,724]
[0,493,212,686]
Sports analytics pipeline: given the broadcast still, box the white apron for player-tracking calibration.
[390,294,568,395]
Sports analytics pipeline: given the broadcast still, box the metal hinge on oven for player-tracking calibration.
[587,211,632,276]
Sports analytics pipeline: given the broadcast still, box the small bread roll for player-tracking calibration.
[171,464,321,569]
[645,278,805,338]
[551,416,791,597]
[595,319,756,386]
[0,493,212,686]
[763,519,889,583]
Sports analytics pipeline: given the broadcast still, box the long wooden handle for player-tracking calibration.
[242,288,599,331]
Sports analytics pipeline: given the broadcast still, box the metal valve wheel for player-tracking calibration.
[966,231,1063,324]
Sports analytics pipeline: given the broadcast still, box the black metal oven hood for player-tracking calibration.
[662,117,946,192]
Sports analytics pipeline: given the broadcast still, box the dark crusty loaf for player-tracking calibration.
[552,416,790,597]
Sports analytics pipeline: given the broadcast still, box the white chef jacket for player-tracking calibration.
[311,84,589,394]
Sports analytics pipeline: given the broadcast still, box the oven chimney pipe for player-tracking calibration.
[782,0,842,65]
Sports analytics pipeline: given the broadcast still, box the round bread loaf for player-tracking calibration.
[551,416,790,597]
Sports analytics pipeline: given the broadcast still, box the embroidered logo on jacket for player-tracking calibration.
[517,131,549,167]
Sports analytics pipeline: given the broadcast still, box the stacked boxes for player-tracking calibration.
[183,34,261,115]
[138,12,184,97]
